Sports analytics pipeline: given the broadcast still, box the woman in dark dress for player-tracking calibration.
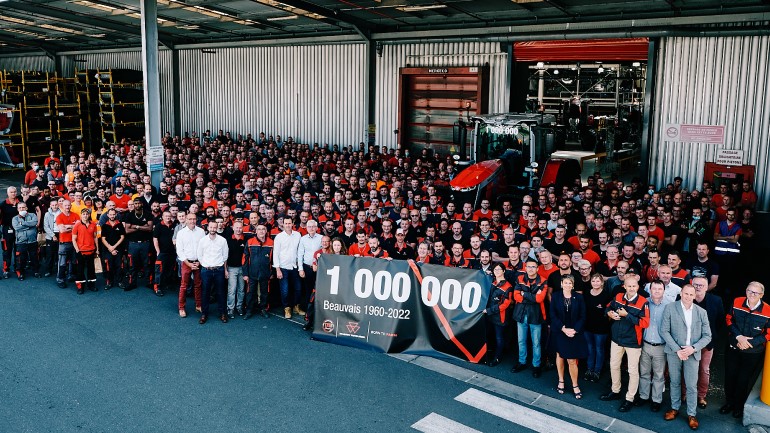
[582,273,612,383]
[484,262,513,367]
[550,274,588,399]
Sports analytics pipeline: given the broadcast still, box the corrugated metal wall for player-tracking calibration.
[375,42,510,149]
[0,54,56,72]
[58,50,175,135]
[177,44,368,147]
[650,36,770,211]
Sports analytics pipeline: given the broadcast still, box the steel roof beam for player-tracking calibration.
[4,1,180,49]
[255,0,374,37]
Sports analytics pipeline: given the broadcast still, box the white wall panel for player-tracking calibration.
[375,42,509,149]
[650,36,770,211]
[0,54,55,72]
[177,44,368,148]
[59,50,175,135]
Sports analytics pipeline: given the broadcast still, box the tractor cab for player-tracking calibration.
[450,113,562,207]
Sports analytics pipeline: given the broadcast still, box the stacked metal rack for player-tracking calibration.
[96,69,145,146]
[21,71,55,163]
[53,76,84,155]
[75,69,100,151]
[0,71,25,169]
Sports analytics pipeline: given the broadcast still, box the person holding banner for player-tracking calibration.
[511,259,549,378]
[485,262,512,367]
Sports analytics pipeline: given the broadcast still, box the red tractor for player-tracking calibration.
[449,113,581,207]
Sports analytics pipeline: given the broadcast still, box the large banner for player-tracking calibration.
[313,255,491,363]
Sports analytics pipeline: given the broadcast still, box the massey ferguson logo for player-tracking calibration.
[346,322,360,334]
[322,320,335,333]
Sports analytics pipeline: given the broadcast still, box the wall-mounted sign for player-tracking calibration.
[664,123,725,144]
[147,146,164,171]
[428,68,449,73]
[715,149,744,166]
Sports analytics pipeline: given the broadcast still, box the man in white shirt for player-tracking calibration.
[175,213,205,318]
[298,220,322,319]
[197,221,229,324]
[273,216,304,319]
[645,265,681,303]
[660,284,712,430]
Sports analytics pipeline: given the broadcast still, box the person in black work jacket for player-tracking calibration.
[511,259,548,377]
[123,198,153,291]
[152,210,175,297]
[720,281,770,419]
[484,262,513,367]
[243,224,272,319]
[600,277,650,412]
[0,186,20,278]
[99,208,125,290]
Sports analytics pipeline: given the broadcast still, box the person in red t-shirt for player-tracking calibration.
[72,208,98,294]
[55,200,81,288]
[109,186,131,213]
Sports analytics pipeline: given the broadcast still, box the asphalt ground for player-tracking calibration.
[0,273,748,433]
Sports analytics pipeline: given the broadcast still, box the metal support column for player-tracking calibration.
[640,38,658,186]
[367,41,378,149]
[140,0,163,188]
[172,49,181,137]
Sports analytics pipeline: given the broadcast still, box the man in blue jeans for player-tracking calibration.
[196,221,229,324]
[511,259,548,378]
[273,216,304,319]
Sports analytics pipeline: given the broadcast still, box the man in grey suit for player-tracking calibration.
[660,284,712,430]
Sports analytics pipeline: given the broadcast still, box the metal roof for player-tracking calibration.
[1,0,769,54]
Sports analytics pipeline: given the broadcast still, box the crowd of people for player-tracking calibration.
[6,129,769,430]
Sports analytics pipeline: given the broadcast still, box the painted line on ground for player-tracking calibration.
[456,387,595,433]
[390,354,655,433]
[411,412,482,433]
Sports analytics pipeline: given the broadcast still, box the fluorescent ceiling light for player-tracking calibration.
[397,4,447,12]
[40,23,84,35]
[0,15,35,25]
[89,33,106,37]
[266,15,298,21]
[177,24,199,29]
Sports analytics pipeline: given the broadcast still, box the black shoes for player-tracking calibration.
[511,363,527,373]
[650,402,661,412]
[532,366,542,378]
[719,404,734,414]
[303,323,313,331]
[619,400,634,412]
[77,288,84,295]
[259,310,269,318]
[600,392,621,401]
[488,358,501,367]
[57,281,67,289]
[88,285,97,292]
[634,397,649,407]
[17,274,24,281]
[228,312,235,320]
[34,273,40,278]
[243,312,253,320]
